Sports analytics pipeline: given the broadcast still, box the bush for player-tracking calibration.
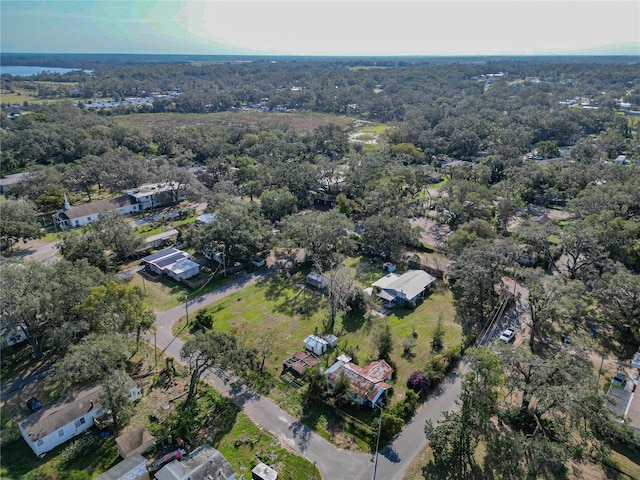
[59,435,101,466]
[346,287,367,314]
[407,370,432,394]
[425,354,448,382]
[62,472,91,480]
[194,310,213,330]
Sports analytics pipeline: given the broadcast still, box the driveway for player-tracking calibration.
[152,266,463,480]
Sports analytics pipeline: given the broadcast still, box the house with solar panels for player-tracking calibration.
[141,248,200,282]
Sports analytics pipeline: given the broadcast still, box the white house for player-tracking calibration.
[19,380,140,457]
[155,444,235,480]
[141,248,200,282]
[123,182,186,210]
[165,258,200,282]
[371,270,436,308]
[53,181,186,230]
[53,195,140,229]
[95,453,148,480]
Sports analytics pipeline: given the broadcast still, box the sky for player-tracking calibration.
[1,0,639,57]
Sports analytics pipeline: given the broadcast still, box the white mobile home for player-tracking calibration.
[19,380,139,457]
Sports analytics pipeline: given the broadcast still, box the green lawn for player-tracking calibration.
[171,258,461,450]
[216,414,321,480]
[175,259,460,395]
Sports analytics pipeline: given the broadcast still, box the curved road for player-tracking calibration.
[153,267,462,480]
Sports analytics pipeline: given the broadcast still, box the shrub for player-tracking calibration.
[407,370,432,394]
[194,310,213,330]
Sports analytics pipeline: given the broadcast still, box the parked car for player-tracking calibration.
[499,328,516,343]
[611,372,626,387]
[27,397,43,413]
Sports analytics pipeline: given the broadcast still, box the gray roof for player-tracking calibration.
[374,270,436,300]
[144,229,179,244]
[155,445,235,480]
[142,247,178,262]
[19,384,103,442]
[60,195,134,220]
[95,453,147,480]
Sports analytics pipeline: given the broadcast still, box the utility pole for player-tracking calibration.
[184,292,189,326]
[372,404,383,480]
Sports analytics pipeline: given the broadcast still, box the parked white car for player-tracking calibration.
[499,328,516,343]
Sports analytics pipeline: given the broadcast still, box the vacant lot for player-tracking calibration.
[174,257,461,412]
[112,111,356,136]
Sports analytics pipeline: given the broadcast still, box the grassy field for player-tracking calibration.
[172,258,460,395]
[168,256,460,452]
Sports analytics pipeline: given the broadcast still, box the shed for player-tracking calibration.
[95,453,148,480]
[304,334,329,355]
[306,272,328,289]
[143,229,178,249]
[116,425,155,458]
[325,334,338,348]
[282,350,319,378]
[252,462,278,480]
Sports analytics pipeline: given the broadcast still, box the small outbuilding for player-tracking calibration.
[282,350,319,378]
[324,334,338,348]
[252,462,278,480]
[304,334,329,355]
[95,453,148,480]
[306,272,328,289]
[115,425,155,459]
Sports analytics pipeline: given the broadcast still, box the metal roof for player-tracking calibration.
[142,247,177,262]
[154,252,189,268]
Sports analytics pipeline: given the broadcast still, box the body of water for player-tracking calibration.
[0,66,90,76]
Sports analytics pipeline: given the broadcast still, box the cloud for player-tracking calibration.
[1,0,638,55]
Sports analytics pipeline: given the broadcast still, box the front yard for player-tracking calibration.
[0,344,320,480]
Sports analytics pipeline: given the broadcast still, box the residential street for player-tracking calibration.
[152,267,463,480]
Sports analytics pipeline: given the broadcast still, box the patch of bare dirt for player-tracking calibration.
[408,217,451,251]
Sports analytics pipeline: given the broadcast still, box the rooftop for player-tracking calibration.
[19,384,103,442]
[155,444,235,480]
[60,195,134,220]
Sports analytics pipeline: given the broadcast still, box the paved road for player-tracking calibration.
[152,267,463,480]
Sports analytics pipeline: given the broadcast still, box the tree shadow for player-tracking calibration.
[380,444,401,463]
[341,310,367,333]
[263,274,323,318]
